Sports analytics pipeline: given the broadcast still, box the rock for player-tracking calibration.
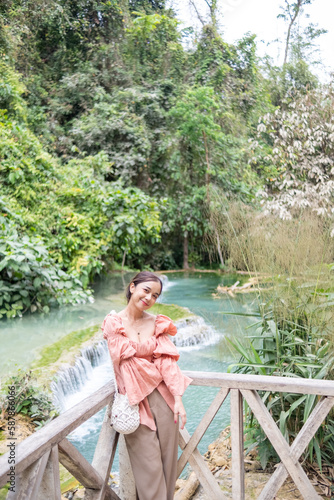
[213,456,228,468]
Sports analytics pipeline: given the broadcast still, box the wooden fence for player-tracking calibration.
[1,371,334,499]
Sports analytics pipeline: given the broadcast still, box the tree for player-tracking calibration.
[168,86,250,267]
[278,0,326,66]
[252,85,334,224]
[187,0,221,31]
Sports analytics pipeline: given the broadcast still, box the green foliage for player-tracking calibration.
[0,81,162,311]
[0,0,328,296]
[0,213,92,319]
[0,60,27,120]
[126,11,182,79]
[3,372,58,428]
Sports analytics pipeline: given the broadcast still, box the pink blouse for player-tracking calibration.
[101,313,192,431]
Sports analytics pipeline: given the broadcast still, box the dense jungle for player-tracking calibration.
[1,0,334,488]
[2,0,333,317]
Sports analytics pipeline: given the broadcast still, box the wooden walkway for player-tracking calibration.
[1,371,333,499]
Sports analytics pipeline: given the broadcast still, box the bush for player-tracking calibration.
[2,372,58,429]
[0,212,92,319]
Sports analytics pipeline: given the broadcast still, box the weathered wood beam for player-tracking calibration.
[7,450,50,500]
[259,395,334,500]
[58,438,104,489]
[179,427,227,500]
[177,388,229,476]
[51,446,62,500]
[183,371,334,397]
[85,403,120,500]
[0,383,115,488]
[230,390,245,500]
[241,389,321,500]
[58,438,118,500]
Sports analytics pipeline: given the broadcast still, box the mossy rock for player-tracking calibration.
[151,303,194,321]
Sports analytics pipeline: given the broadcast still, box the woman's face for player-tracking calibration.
[129,280,161,310]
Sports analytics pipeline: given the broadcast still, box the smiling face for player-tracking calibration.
[129,280,161,310]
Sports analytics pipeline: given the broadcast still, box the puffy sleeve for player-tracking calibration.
[102,315,136,364]
[153,316,192,397]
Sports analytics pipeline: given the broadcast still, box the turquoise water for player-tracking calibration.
[0,272,134,377]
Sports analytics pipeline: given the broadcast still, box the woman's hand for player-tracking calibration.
[174,396,187,429]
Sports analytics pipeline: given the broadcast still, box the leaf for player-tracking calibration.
[33,277,42,288]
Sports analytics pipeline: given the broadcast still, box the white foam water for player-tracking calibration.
[51,341,111,411]
[174,317,220,350]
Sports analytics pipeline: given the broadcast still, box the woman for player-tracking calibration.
[101,271,192,500]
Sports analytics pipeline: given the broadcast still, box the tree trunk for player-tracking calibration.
[183,233,189,269]
[216,230,224,267]
[283,0,302,65]
[202,130,210,202]
[121,250,126,270]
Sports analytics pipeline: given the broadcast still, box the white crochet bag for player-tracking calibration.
[111,369,140,435]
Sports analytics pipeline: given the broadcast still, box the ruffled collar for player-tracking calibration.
[110,313,176,338]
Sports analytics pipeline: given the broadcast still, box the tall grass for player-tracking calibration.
[209,193,334,471]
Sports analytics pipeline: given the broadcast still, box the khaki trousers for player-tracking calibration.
[124,389,179,500]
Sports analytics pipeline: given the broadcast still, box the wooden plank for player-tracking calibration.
[0,383,115,488]
[182,371,334,397]
[259,395,334,500]
[230,390,245,500]
[177,388,229,476]
[58,438,118,500]
[241,389,321,500]
[51,446,62,500]
[179,427,227,500]
[86,402,120,500]
[58,438,104,489]
[7,450,50,500]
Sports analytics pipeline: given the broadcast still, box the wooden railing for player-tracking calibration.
[1,371,334,500]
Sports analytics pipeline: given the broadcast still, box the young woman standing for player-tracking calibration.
[101,271,192,500]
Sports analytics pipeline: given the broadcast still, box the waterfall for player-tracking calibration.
[158,274,174,294]
[173,317,220,348]
[51,340,111,411]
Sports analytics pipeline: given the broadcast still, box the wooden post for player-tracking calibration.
[50,446,62,500]
[7,451,50,500]
[230,389,245,500]
[86,402,120,500]
[259,395,334,500]
[119,435,136,500]
[242,389,321,499]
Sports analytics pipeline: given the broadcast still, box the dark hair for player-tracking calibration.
[126,271,163,303]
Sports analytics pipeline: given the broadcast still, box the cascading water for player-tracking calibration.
[173,317,219,348]
[51,340,111,412]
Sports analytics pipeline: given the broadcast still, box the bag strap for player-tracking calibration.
[107,310,120,395]
[110,360,119,395]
